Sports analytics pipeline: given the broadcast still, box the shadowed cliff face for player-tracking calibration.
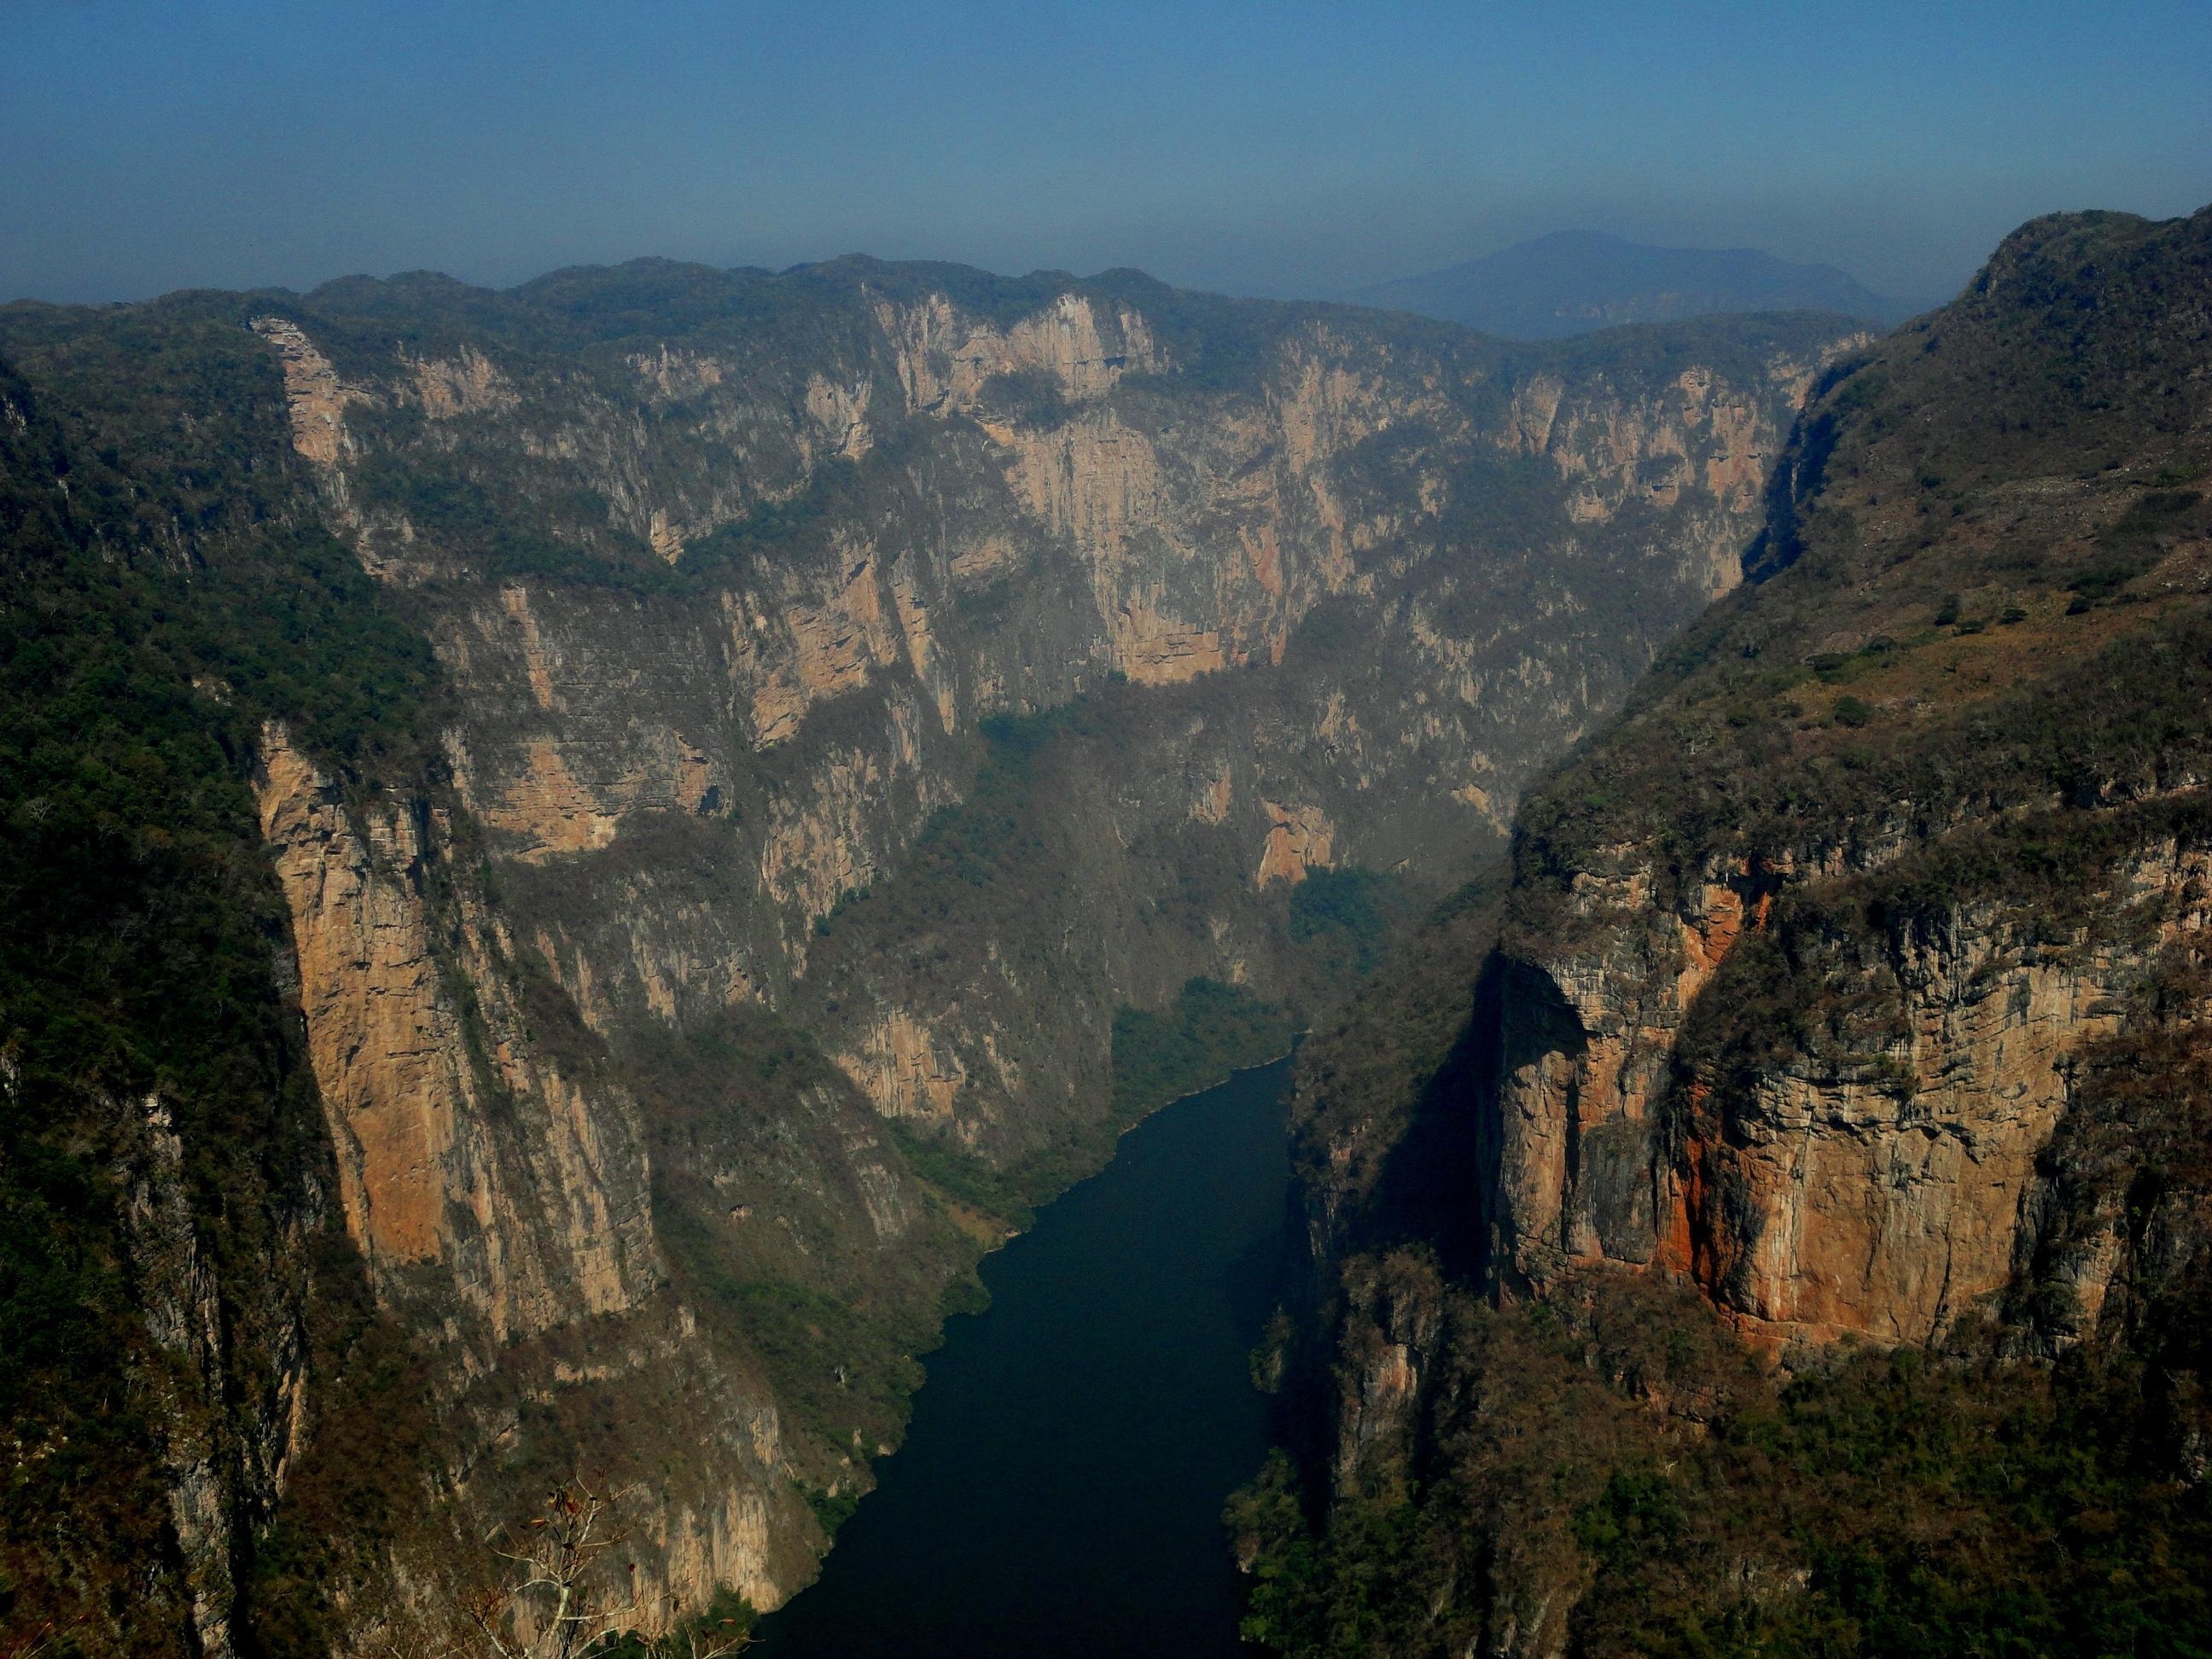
[1260,205,2212,1657]
[1482,832,2210,1349]
[0,262,1860,1648]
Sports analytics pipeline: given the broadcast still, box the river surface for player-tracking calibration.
[751,1058,1293,1658]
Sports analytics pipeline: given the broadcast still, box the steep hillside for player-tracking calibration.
[1243,205,2212,1654]
[0,327,473,1655]
[1353,230,1910,339]
[0,262,1855,1652]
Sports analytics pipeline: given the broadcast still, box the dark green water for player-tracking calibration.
[752,1058,1293,1658]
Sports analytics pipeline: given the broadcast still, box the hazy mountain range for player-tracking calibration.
[1352,227,1921,337]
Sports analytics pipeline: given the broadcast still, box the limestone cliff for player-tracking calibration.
[1254,204,2212,1656]
[253,724,657,1341]
[1463,204,2212,1352]
[1481,825,2209,1351]
[243,724,988,1632]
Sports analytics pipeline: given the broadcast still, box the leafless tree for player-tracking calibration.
[0,1615,81,1659]
[649,1608,756,1659]
[453,1476,750,1659]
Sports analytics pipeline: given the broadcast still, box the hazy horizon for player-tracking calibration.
[5,0,2209,310]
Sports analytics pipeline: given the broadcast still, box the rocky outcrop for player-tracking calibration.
[1456,205,2212,1353]
[872,288,1161,415]
[117,1095,287,1659]
[1481,834,2212,1350]
[1256,800,1336,888]
[247,724,908,1633]
[1669,878,2184,1348]
[250,315,372,467]
[1499,351,1856,595]
[400,344,518,419]
[834,1009,969,1122]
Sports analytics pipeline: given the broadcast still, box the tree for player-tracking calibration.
[454,1477,751,1659]
[0,1612,84,1659]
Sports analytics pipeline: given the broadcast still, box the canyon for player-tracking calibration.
[0,259,1858,1651]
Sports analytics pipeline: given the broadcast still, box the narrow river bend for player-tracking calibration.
[752,1058,1294,1658]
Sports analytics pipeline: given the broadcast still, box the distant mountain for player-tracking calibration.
[1352,228,1915,337]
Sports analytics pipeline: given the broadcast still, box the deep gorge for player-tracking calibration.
[6,200,2209,1658]
[1238,203,2212,1656]
[0,257,1854,1650]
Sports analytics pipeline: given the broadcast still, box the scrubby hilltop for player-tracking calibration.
[0,258,1856,1651]
[1242,204,2212,1654]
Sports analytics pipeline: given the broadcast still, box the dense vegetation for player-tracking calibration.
[1110,976,1296,1124]
[796,663,1441,1175]
[0,316,437,1645]
[885,975,1293,1237]
[1233,1268,2212,1657]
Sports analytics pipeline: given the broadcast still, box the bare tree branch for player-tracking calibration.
[0,1614,84,1659]
[445,1476,754,1659]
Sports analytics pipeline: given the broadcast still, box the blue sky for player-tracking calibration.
[3,0,2208,305]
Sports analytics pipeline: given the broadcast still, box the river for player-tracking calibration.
[750,1057,1293,1658]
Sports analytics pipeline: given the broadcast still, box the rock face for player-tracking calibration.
[114,1091,286,1659]
[1264,204,2212,1655]
[1482,831,2211,1353]
[242,722,946,1627]
[1461,204,2212,1353]
[254,724,658,1336]
[0,260,1860,1650]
